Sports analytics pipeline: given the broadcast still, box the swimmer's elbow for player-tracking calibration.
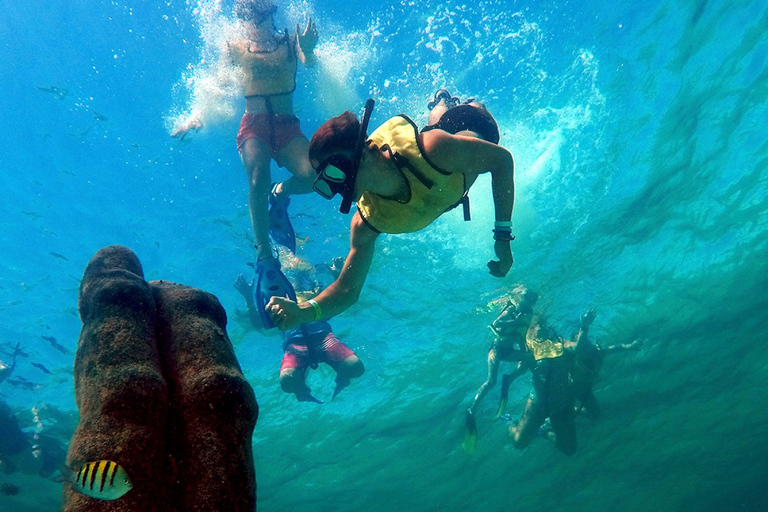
[340,283,363,307]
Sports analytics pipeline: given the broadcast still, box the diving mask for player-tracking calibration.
[312,98,375,214]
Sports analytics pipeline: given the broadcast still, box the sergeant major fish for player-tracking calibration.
[68,460,133,500]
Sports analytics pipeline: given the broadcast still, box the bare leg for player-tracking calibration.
[494,361,528,418]
[428,100,451,126]
[426,89,459,125]
[468,348,500,416]
[274,136,316,197]
[280,367,322,403]
[509,398,547,450]
[462,348,500,454]
[331,354,365,400]
[240,138,273,260]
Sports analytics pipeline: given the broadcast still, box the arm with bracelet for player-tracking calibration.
[487,149,515,277]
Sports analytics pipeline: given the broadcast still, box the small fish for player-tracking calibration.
[70,460,132,501]
[36,84,69,100]
[42,336,71,355]
[32,362,52,375]
[7,377,41,391]
[49,252,69,261]
[0,482,20,496]
[90,109,108,122]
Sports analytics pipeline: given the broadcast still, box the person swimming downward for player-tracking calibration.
[463,285,538,454]
[266,92,515,330]
[234,256,364,402]
[171,0,320,319]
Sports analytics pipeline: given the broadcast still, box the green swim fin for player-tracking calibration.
[494,373,513,419]
[462,410,478,455]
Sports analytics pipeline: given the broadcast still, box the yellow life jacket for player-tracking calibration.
[231,32,297,97]
[356,115,467,234]
[526,333,565,361]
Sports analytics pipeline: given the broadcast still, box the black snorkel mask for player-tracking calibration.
[313,98,375,214]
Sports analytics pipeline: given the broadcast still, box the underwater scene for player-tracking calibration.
[1,0,767,510]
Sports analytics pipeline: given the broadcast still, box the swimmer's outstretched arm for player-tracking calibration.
[171,41,240,139]
[569,308,596,348]
[268,212,379,329]
[603,338,643,354]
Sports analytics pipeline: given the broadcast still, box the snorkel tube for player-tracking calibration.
[339,98,375,214]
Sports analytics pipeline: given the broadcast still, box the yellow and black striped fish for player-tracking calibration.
[71,460,132,500]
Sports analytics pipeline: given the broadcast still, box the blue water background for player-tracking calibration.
[1,0,767,510]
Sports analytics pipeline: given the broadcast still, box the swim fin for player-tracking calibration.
[254,256,297,329]
[268,183,296,253]
[296,386,323,404]
[427,89,460,111]
[493,373,513,419]
[462,410,478,455]
[332,375,350,401]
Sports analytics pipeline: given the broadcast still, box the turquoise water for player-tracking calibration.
[1,0,768,510]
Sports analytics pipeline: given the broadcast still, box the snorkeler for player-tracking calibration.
[266,93,515,330]
[463,285,537,454]
[234,258,364,403]
[0,349,46,478]
[0,349,65,481]
[508,317,577,456]
[565,308,643,420]
[172,0,318,263]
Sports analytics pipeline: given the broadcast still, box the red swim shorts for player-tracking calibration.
[236,113,305,153]
[280,330,356,373]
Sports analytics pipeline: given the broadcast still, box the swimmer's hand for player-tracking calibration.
[233,274,254,300]
[625,339,643,350]
[297,18,318,54]
[580,308,597,330]
[267,296,312,330]
[487,240,513,277]
[171,117,203,140]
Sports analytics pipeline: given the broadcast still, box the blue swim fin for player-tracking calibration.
[268,183,296,253]
[254,256,297,329]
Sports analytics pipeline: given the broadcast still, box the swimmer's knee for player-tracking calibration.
[279,369,304,393]
[247,167,272,189]
[339,355,364,379]
[511,429,532,450]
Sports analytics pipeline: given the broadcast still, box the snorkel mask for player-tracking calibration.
[313,99,375,214]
